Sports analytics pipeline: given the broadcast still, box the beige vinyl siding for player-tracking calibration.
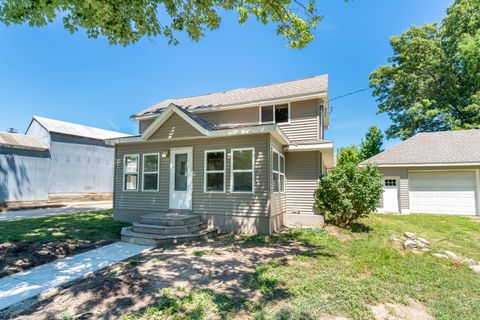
[278,99,319,142]
[200,106,259,125]
[285,151,320,215]
[114,134,271,233]
[148,114,204,140]
[269,136,287,225]
[139,119,155,134]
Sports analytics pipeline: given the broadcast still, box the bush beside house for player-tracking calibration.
[315,163,383,227]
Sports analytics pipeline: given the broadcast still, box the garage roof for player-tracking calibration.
[361,129,480,166]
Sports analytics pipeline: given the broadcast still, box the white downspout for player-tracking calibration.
[476,169,480,216]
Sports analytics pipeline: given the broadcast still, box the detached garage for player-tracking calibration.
[361,129,480,216]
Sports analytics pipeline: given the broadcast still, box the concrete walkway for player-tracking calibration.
[0,242,152,311]
[0,201,112,221]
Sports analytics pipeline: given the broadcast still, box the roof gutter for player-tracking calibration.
[106,125,290,146]
[359,162,480,168]
[284,142,333,152]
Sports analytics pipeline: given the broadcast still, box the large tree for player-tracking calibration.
[359,126,384,161]
[369,0,480,140]
[0,0,330,48]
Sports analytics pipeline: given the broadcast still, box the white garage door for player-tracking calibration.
[409,171,477,215]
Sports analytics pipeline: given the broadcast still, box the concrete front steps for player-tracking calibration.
[121,211,218,246]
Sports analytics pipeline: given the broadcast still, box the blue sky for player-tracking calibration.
[0,0,452,150]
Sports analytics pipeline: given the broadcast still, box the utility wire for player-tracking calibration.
[328,87,372,114]
[328,87,371,102]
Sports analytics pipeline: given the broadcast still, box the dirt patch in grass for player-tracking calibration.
[370,299,435,320]
[3,239,309,319]
[324,225,352,241]
[0,239,114,278]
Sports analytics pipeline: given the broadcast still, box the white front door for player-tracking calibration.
[169,147,193,210]
[383,178,399,213]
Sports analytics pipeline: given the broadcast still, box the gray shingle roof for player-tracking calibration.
[0,132,48,151]
[170,103,277,131]
[134,75,328,118]
[361,129,480,166]
[33,116,129,140]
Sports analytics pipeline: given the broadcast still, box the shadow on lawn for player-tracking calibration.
[348,222,372,233]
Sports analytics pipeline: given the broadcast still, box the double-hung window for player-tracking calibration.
[142,153,159,191]
[231,148,254,193]
[204,150,226,192]
[272,150,285,192]
[123,154,139,191]
[259,103,290,124]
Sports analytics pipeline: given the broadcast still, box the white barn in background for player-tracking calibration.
[0,116,129,206]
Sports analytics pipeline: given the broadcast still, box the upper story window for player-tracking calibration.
[142,153,159,191]
[123,154,139,191]
[259,103,290,124]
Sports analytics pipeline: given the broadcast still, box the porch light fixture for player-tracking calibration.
[161,151,169,158]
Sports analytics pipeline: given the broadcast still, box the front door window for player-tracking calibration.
[175,153,188,191]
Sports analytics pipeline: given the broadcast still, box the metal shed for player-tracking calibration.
[0,116,129,205]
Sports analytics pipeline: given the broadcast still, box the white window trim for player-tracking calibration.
[204,149,226,193]
[259,102,291,125]
[142,153,160,192]
[123,154,139,191]
[231,147,255,193]
[272,148,286,193]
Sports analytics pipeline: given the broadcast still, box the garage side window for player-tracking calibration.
[143,153,159,191]
[204,150,226,192]
[384,179,397,187]
[123,154,139,191]
[231,148,254,193]
[272,150,285,192]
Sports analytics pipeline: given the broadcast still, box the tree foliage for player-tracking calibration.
[0,0,327,48]
[315,163,383,227]
[336,145,359,167]
[359,126,384,161]
[369,0,480,140]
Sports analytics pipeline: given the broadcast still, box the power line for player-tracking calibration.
[328,87,371,102]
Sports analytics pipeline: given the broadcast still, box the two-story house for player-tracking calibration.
[109,75,334,242]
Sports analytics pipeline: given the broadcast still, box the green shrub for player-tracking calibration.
[315,163,383,227]
[336,145,360,166]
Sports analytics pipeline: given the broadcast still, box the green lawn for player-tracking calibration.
[0,209,128,243]
[122,214,480,320]
[0,210,129,277]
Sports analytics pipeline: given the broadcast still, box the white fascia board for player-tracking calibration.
[359,162,480,168]
[105,136,143,145]
[133,92,328,121]
[284,142,333,152]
